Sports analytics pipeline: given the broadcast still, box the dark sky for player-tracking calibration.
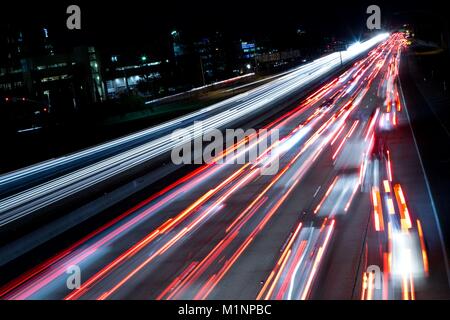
[1,0,448,52]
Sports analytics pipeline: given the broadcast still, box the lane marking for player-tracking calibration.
[313,186,322,198]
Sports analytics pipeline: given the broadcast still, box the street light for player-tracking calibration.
[141,55,147,62]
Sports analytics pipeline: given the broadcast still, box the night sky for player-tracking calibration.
[1,0,448,53]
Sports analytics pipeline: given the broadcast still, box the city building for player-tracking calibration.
[193,32,229,83]
[103,53,163,98]
[0,26,105,113]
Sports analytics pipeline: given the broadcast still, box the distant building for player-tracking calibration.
[171,30,186,58]
[0,24,26,94]
[103,54,162,98]
[168,30,202,87]
[0,26,105,113]
[193,33,229,83]
[237,40,263,74]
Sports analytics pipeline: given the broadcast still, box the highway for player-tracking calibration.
[0,33,449,300]
[0,33,387,226]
